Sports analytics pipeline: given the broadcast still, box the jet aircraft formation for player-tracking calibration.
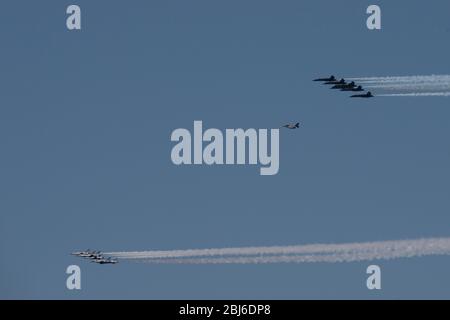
[71,249,118,264]
[313,75,374,98]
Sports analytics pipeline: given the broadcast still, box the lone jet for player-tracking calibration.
[350,91,374,98]
[341,85,364,92]
[282,123,300,129]
[313,75,336,82]
[331,81,356,89]
[324,78,345,85]
[91,257,118,264]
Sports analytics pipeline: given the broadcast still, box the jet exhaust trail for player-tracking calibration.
[105,237,450,264]
[347,75,450,83]
[378,92,450,97]
[365,84,450,90]
[343,75,450,97]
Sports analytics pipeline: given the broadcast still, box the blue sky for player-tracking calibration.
[1,0,450,299]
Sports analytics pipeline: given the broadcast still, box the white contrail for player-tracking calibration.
[347,75,450,84]
[378,92,450,97]
[344,75,450,96]
[106,239,425,259]
[105,237,450,264]
[140,249,443,264]
[364,83,450,90]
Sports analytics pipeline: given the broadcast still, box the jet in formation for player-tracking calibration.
[313,75,336,82]
[324,78,345,85]
[71,249,101,258]
[341,85,364,92]
[90,257,118,264]
[350,91,374,98]
[71,249,118,264]
[331,81,356,89]
[313,76,374,98]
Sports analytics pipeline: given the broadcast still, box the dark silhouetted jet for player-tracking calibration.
[331,81,356,89]
[91,257,118,264]
[282,122,300,129]
[313,75,336,82]
[341,85,364,92]
[324,78,345,85]
[351,91,374,98]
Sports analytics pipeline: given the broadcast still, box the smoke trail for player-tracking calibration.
[106,239,424,259]
[347,75,450,84]
[364,83,450,90]
[141,249,442,264]
[105,237,450,264]
[378,92,450,97]
[343,74,450,97]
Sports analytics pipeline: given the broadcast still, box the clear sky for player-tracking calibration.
[1,0,450,299]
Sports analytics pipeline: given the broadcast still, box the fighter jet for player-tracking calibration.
[71,250,91,257]
[350,91,374,98]
[91,257,118,264]
[341,85,364,92]
[282,123,300,129]
[313,75,336,82]
[72,249,97,257]
[76,250,102,258]
[324,78,345,85]
[331,81,356,89]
